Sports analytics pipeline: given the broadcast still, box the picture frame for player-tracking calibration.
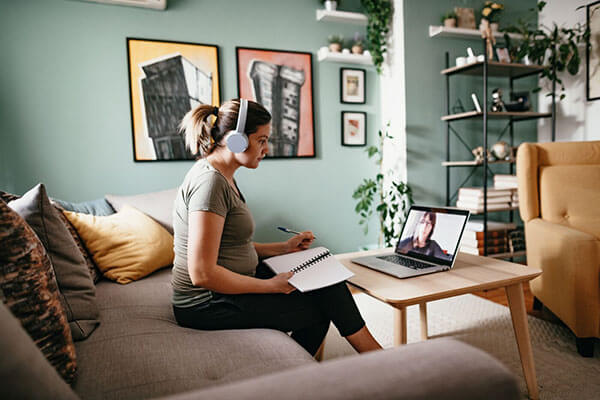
[126,37,221,162]
[587,0,600,101]
[341,111,367,147]
[455,7,476,29]
[340,68,366,104]
[495,47,510,63]
[236,46,315,158]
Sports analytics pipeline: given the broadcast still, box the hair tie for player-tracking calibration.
[212,106,219,116]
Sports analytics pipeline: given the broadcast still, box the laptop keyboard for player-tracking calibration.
[377,254,433,270]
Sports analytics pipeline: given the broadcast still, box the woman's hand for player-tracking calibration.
[267,272,296,294]
[285,231,315,253]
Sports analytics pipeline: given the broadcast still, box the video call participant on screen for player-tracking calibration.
[397,211,449,260]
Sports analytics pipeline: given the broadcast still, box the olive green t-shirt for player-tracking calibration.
[171,159,258,308]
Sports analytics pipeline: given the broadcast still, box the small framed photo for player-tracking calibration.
[495,47,510,63]
[341,111,367,146]
[340,68,366,104]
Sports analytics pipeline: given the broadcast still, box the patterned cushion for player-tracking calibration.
[0,199,77,383]
[1,190,102,284]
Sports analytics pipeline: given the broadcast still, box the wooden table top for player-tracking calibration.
[336,248,542,307]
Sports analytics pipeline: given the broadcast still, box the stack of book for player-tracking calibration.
[460,220,517,256]
[493,174,518,189]
[456,187,515,213]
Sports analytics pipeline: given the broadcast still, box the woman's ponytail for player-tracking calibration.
[179,104,217,157]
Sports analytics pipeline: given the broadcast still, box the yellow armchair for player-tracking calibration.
[517,141,600,357]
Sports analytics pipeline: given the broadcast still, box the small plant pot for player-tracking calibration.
[329,43,342,53]
[443,18,456,28]
[324,0,337,11]
[351,45,363,54]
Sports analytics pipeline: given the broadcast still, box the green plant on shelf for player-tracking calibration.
[361,0,392,74]
[353,124,413,247]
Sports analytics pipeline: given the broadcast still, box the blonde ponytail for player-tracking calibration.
[179,104,217,157]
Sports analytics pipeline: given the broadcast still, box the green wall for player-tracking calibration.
[0,0,380,253]
[403,0,538,211]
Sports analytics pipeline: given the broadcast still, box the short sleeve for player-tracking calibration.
[186,171,231,217]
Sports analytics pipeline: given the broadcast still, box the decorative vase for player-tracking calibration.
[444,18,457,28]
[329,43,342,53]
[351,45,363,54]
[490,22,499,32]
[324,0,337,11]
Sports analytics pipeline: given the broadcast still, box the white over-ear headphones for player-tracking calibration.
[225,99,249,153]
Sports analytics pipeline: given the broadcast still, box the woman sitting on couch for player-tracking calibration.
[171,98,382,356]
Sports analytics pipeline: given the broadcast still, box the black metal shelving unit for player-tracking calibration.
[443,39,556,257]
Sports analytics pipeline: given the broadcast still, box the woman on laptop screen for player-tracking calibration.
[397,211,449,260]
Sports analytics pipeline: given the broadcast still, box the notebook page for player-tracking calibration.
[288,255,354,292]
[263,247,330,274]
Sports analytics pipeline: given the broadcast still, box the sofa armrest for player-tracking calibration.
[162,339,520,400]
[526,218,600,337]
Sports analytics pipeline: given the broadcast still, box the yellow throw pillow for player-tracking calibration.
[63,205,174,284]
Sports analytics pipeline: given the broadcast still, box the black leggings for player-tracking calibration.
[173,263,365,356]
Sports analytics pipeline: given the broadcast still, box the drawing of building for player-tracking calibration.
[139,54,212,160]
[248,60,305,157]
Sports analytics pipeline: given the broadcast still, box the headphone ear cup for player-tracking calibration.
[225,131,249,153]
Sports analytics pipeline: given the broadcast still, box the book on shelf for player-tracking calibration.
[263,246,354,292]
[494,182,519,189]
[461,236,508,248]
[457,195,512,204]
[456,201,511,212]
[466,220,517,231]
[461,244,509,256]
[458,187,515,197]
[494,174,517,182]
[463,230,509,241]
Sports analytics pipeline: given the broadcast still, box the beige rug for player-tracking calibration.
[322,293,600,400]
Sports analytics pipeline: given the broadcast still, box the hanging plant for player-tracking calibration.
[361,0,392,74]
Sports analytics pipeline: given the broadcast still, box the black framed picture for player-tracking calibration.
[236,46,316,158]
[587,0,600,101]
[340,68,366,104]
[341,111,367,147]
[126,38,221,161]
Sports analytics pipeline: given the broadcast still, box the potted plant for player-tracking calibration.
[503,1,589,100]
[351,32,364,54]
[328,34,344,52]
[361,0,392,74]
[320,0,339,12]
[480,1,504,32]
[353,124,413,247]
[441,11,457,28]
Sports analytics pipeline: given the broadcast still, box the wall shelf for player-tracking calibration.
[441,111,552,122]
[428,25,523,40]
[316,9,367,25]
[317,49,373,65]
[441,61,544,78]
[441,159,514,167]
[458,206,520,215]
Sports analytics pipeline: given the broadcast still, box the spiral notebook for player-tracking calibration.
[263,246,354,292]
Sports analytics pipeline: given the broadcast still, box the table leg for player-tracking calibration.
[419,303,428,341]
[393,306,407,346]
[505,283,539,400]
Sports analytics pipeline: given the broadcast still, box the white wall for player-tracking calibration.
[538,0,600,142]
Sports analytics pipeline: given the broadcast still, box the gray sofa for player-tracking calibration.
[2,266,521,400]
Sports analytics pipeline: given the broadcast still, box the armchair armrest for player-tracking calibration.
[163,339,519,400]
[526,218,600,337]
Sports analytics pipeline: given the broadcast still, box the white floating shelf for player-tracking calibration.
[317,49,373,66]
[428,25,523,40]
[316,9,368,25]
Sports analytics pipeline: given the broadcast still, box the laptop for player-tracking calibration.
[352,205,470,279]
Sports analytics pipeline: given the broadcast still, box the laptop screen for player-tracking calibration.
[395,206,470,266]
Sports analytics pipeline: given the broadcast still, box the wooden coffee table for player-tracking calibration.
[336,248,542,400]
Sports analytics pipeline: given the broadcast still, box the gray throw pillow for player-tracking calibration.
[53,197,115,216]
[105,188,177,234]
[9,183,100,341]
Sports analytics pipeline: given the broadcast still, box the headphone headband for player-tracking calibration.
[236,99,248,134]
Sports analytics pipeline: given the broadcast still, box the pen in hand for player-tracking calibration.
[277,227,316,240]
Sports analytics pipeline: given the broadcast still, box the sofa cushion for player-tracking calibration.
[73,269,314,400]
[0,301,79,400]
[63,205,174,284]
[54,197,115,216]
[0,199,77,383]
[9,184,100,341]
[106,188,177,234]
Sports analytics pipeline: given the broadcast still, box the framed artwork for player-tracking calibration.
[455,7,476,29]
[236,47,315,159]
[126,38,221,162]
[341,111,367,147]
[340,68,366,104]
[587,1,600,101]
[495,47,510,63]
